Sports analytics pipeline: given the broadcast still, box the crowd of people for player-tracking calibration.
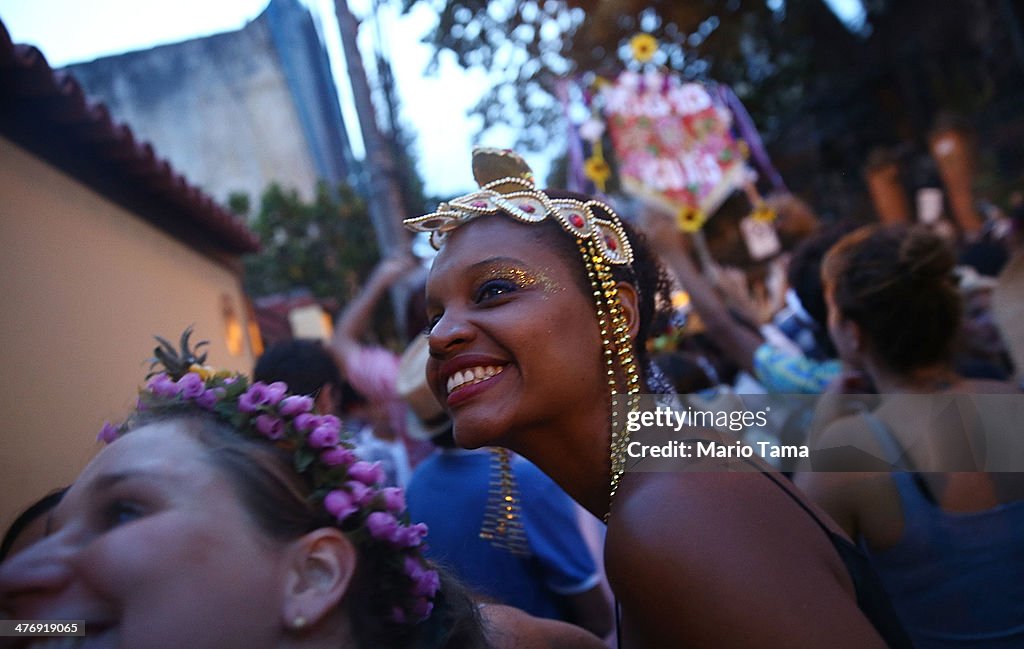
[1,147,1022,648]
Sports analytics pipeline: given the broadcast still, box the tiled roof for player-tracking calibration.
[0,19,260,254]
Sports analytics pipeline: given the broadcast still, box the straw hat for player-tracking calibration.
[396,334,450,440]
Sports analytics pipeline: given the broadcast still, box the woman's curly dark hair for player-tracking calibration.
[532,190,675,389]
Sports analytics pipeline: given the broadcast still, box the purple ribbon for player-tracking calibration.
[716,84,787,193]
[557,79,587,193]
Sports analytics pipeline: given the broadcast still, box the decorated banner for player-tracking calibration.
[598,70,751,225]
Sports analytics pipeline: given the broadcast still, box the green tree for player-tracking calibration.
[401,0,1024,214]
[400,0,846,150]
[242,182,380,304]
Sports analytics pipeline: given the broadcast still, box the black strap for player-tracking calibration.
[861,411,936,504]
[753,460,837,539]
[615,598,623,648]
[611,455,912,648]
[749,460,914,648]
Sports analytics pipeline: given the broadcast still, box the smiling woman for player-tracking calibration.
[408,148,912,648]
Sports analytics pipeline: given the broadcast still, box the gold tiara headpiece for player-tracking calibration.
[402,148,634,267]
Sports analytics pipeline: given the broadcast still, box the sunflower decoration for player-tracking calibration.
[670,290,691,310]
[584,154,612,192]
[630,33,658,63]
[676,205,707,233]
[751,202,777,223]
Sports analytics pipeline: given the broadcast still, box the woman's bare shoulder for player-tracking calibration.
[602,471,887,648]
[961,377,1021,394]
[481,604,606,649]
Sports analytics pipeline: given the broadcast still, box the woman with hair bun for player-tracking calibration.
[795,224,1024,649]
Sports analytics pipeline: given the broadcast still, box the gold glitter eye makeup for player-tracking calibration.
[480,266,560,293]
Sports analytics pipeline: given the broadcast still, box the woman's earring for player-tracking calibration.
[291,615,307,630]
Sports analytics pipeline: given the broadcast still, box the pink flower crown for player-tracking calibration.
[98,331,439,625]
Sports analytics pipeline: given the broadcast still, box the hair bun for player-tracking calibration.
[471,147,535,191]
[898,227,955,284]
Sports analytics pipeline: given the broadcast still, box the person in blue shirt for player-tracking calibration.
[400,331,613,640]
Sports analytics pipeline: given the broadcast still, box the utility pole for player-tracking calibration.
[333,0,412,335]
[333,0,410,256]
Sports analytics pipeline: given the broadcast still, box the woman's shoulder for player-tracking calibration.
[480,604,606,649]
[604,468,847,574]
[602,471,888,648]
[960,377,1021,394]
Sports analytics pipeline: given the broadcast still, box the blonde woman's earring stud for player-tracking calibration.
[292,615,307,630]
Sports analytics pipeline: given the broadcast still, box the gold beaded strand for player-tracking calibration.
[479,447,529,555]
[579,238,641,522]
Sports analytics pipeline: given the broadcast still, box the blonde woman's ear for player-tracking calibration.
[281,527,358,631]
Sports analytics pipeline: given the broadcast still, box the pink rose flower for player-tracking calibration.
[195,387,223,410]
[147,373,178,399]
[320,446,356,467]
[317,415,342,434]
[414,569,440,598]
[396,522,428,548]
[308,424,340,449]
[255,414,285,440]
[238,382,272,412]
[293,412,320,433]
[324,489,358,522]
[380,487,405,514]
[366,511,401,543]
[279,395,314,417]
[176,372,204,399]
[404,555,426,580]
[410,597,434,621]
[348,461,384,487]
[97,421,120,444]
[344,481,374,506]
[264,381,288,406]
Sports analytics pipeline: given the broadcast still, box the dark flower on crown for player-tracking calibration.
[98,327,439,625]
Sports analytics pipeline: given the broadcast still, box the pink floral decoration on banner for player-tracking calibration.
[599,74,749,219]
